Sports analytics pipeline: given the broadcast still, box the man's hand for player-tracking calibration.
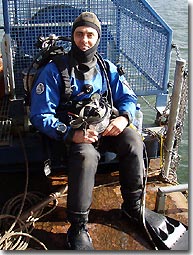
[72,129,99,143]
[102,116,128,136]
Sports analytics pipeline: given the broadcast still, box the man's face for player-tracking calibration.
[73,26,98,51]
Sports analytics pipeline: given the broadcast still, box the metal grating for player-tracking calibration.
[2,0,172,97]
[0,97,12,146]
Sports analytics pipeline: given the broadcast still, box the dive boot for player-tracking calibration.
[67,222,94,250]
[121,200,143,224]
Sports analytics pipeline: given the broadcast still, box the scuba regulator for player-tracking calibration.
[70,93,112,133]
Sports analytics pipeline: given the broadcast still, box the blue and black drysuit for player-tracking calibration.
[30,55,144,219]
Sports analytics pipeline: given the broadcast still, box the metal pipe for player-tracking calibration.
[155,183,188,213]
[163,58,186,178]
[2,0,16,99]
[157,183,188,195]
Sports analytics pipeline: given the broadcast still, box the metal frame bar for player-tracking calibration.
[155,184,188,213]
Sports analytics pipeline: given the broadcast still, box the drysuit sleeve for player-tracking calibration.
[30,62,72,141]
[105,60,137,122]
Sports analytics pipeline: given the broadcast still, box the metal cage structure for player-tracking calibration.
[2,0,172,102]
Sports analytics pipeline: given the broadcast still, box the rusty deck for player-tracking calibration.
[0,159,188,250]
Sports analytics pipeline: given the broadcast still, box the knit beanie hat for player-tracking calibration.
[71,12,101,63]
[72,12,101,37]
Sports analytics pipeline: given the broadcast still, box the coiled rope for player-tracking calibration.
[0,118,67,250]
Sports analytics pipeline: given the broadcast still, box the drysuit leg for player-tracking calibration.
[66,143,100,250]
[99,127,145,215]
[67,143,100,213]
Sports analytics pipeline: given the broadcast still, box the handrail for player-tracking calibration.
[155,183,188,213]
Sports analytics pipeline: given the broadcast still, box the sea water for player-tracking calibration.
[147,0,188,184]
[0,0,189,183]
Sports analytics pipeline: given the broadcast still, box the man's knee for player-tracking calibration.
[81,144,99,160]
[119,127,143,150]
[70,144,100,164]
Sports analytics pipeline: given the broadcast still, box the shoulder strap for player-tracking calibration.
[51,54,72,101]
[95,53,113,109]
